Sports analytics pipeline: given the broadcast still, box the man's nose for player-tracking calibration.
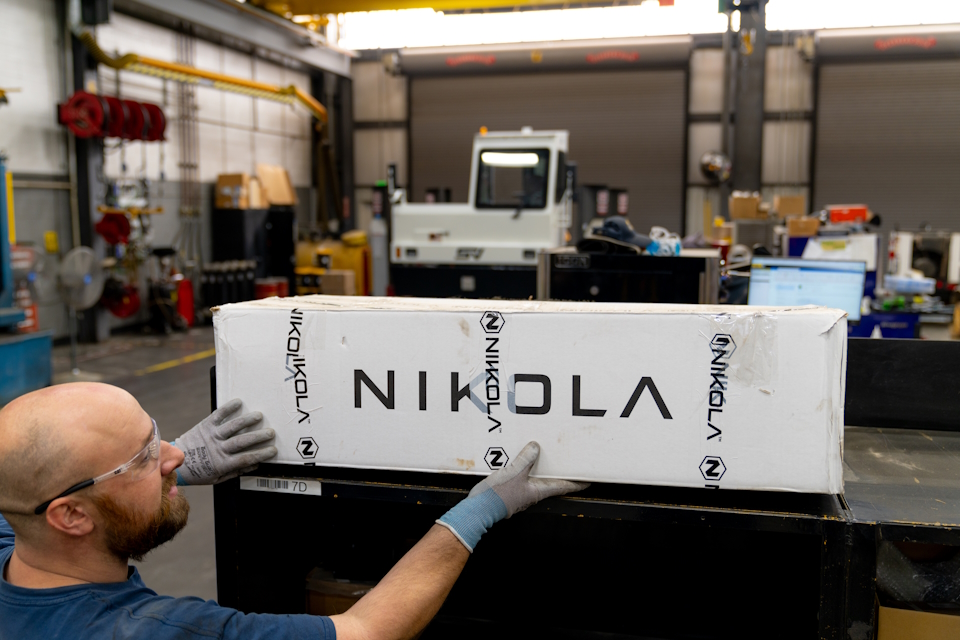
[160,440,185,476]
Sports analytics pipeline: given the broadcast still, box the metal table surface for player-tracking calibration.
[843,426,960,544]
[212,341,960,639]
[227,427,958,535]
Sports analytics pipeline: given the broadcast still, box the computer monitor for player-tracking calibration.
[748,257,867,321]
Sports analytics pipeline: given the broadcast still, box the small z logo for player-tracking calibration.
[297,437,318,459]
[699,456,726,481]
[481,311,504,334]
[485,447,509,470]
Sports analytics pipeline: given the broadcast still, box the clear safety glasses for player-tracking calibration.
[34,418,161,515]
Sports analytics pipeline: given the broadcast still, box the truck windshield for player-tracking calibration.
[476,148,549,209]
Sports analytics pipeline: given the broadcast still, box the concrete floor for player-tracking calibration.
[52,326,221,601]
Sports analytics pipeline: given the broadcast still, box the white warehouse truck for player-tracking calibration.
[390,128,574,298]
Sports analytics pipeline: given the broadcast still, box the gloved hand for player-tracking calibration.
[174,399,278,485]
[436,441,588,552]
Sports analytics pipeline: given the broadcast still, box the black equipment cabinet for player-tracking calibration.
[390,264,537,300]
[211,207,296,289]
[538,249,721,304]
[212,340,960,639]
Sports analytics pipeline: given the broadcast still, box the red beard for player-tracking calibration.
[93,473,190,563]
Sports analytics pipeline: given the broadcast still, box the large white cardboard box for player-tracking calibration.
[214,297,847,494]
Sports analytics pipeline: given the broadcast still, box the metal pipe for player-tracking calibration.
[720,10,732,156]
[194,116,310,138]
[63,0,82,249]
[77,30,329,123]
[12,180,72,190]
[719,9,734,220]
[69,306,79,375]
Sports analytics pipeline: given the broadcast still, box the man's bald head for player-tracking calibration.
[0,383,148,527]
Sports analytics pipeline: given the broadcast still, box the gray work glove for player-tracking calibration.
[436,441,589,552]
[173,399,278,485]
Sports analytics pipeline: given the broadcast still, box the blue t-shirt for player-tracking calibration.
[0,515,335,640]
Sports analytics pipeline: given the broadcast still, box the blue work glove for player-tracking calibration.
[173,399,278,485]
[437,442,589,552]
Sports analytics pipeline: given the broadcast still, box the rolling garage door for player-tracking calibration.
[814,59,960,232]
[409,69,687,233]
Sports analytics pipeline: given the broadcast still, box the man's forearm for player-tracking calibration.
[331,524,469,640]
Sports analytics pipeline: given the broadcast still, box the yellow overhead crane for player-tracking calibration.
[78,30,328,123]
[244,0,674,35]
[77,30,343,230]
[249,0,657,14]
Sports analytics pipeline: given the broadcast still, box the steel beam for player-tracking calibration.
[114,0,352,77]
[336,74,355,230]
[259,0,647,11]
[731,0,766,192]
[69,31,103,343]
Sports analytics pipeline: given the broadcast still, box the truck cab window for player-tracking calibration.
[476,149,550,209]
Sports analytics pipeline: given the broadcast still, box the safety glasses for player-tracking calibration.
[34,418,161,515]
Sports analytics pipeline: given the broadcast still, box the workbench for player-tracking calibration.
[212,338,960,639]
[0,330,53,405]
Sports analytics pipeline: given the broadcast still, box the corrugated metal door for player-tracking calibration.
[410,70,687,232]
[814,60,960,231]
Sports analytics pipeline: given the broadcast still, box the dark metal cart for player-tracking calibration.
[212,338,960,639]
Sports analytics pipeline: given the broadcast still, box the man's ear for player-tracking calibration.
[46,499,96,537]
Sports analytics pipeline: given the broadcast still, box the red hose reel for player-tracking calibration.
[58,91,166,141]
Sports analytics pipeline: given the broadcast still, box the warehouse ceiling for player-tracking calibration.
[246,0,669,31]
[249,1,658,13]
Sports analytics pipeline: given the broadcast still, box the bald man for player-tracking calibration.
[0,383,586,639]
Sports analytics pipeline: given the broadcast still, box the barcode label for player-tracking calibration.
[256,479,289,490]
[240,476,322,497]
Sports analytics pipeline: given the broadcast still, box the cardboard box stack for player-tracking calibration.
[774,195,806,217]
[215,165,297,209]
[295,269,357,296]
[786,217,820,238]
[215,174,266,210]
[214,297,848,494]
[729,192,764,220]
[257,164,298,206]
[320,270,356,295]
[878,606,960,640]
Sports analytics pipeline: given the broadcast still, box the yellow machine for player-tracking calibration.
[293,266,327,296]
[329,231,371,296]
[294,231,371,296]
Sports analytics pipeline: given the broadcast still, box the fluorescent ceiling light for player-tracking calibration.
[338,1,725,50]
[766,0,960,31]
[481,152,541,167]
[338,1,960,50]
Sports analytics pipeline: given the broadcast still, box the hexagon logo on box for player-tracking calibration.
[297,437,318,459]
[481,311,504,334]
[710,334,736,359]
[700,456,726,481]
[484,446,509,470]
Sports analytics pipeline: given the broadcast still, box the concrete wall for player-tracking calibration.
[97,13,315,187]
[0,6,316,338]
[0,0,68,175]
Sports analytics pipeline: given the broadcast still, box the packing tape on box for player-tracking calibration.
[701,312,778,391]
